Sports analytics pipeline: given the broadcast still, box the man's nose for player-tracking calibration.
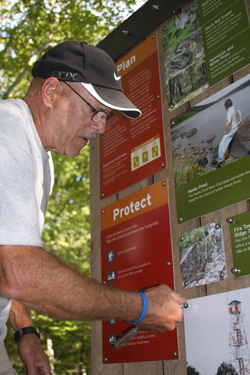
[91,120,106,135]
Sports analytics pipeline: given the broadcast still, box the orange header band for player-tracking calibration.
[116,33,158,77]
[101,178,168,231]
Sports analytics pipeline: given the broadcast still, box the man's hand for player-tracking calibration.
[18,334,51,375]
[138,285,186,332]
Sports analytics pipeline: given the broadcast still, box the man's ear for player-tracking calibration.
[41,77,61,107]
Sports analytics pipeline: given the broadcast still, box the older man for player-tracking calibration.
[0,41,186,374]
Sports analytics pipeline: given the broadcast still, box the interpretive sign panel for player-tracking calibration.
[179,222,227,289]
[228,210,250,277]
[172,74,250,222]
[100,34,166,199]
[184,287,250,375]
[162,0,250,111]
[101,179,178,363]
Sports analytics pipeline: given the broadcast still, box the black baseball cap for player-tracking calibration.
[32,41,141,119]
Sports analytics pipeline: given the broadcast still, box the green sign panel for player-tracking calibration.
[176,155,250,222]
[199,0,250,86]
[229,210,250,277]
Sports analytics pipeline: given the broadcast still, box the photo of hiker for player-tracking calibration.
[162,1,209,111]
[172,73,250,188]
[179,222,226,289]
[216,99,242,168]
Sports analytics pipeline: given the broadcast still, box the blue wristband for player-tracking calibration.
[127,291,148,325]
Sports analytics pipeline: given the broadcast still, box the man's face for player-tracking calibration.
[51,82,112,158]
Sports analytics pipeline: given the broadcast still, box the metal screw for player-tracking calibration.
[152,34,155,39]
[180,236,185,241]
[184,281,188,287]
[173,351,178,357]
[179,217,183,223]
[101,209,105,214]
[226,217,235,224]
[104,357,108,362]
[101,193,105,197]
[167,261,171,266]
[220,271,224,279]
[161,162,165,168]
[152,4,160,10]
[156,94,160,99]
[103,281,106,285]
[231,268,241,274]
[162,181,166,186]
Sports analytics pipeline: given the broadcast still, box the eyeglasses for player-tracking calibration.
[63,81,114,123]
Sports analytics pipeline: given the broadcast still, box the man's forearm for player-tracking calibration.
[1,245,185,332]
[1,245,142,323]
[8,300,33,331]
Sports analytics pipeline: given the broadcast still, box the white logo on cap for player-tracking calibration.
[114,73,121,81]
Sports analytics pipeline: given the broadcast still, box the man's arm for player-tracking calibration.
[1,245,185,332]
[8,300,51,374]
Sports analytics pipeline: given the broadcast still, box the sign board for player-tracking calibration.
[100,34,166,199]
[101,179,178,363]
[228,210,250,277]
[162,0,250,112]
[171,73,250,223]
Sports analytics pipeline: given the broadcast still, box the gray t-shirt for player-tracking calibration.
[0,98,54,350]
[227,106,241,133]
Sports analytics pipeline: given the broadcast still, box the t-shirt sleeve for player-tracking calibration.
[0,139,42,246]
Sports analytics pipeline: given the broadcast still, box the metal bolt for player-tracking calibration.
[162,181,166,186]
[180,236,185,241]
[167,261,171,266]
[156,94,160,99]
[173,351,178,357]
[231,267,241,274]
[226,217,235,224]
[220,271,224,279]
[152,34,155,39]
[179,217,183,223]
[152,4,160,10]
[104,357,108,362]
[184,281,188,287]
[101,193,105,197]
[103,281,106,285]
[215,224,220,229]
[161,162,165,168]
[101,209,105,214]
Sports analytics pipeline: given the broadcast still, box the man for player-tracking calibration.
[217,98,242,167]
[0,41,186,374]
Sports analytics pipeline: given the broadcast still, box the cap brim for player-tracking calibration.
[81,83,141,119]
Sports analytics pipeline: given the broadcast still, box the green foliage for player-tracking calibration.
[1,0,146,373]
[162,2,200,53]
[174,160,207,188]
[187,364,201,375]
[216,361,238,375]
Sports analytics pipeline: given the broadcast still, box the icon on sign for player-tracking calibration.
[107,250,115,263]
[107,270,115,283]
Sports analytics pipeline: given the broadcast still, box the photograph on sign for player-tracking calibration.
[162,1,208,111]
[100,179,179,363]
[100,34,166,199]
[172,73,250,222]
[184,287,250,375]
[179,221,226,289]
[161,0,250,111]
[228,210,250,278]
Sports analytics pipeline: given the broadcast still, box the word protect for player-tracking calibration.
[113,193,152,221]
